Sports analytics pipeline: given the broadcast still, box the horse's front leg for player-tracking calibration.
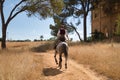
[54,50,58,65]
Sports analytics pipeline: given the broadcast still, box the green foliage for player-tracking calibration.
[50,23,74,37]
[50,0,64,15]
[115,15,120,36]
[62,0,101,41]
[24,0,53,19]
[64,0,77,5]
[0,0,58,49]
[9,39,31,42]
[50,9,74,37]
[40,35,44,41]
[50,24,59,36]
[47,37,56,41]
[92,29,105,41]
[63,0,100,17]
[53,15,61,25]
[87,36,92,42]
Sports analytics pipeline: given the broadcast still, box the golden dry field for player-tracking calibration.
[69,42,120,80]
[0,41,120,80]
[0,42,45,80]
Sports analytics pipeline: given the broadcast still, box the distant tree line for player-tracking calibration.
[0,35,56,42]
[9,39,31,42]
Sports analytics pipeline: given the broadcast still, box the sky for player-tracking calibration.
[0,0,91,41]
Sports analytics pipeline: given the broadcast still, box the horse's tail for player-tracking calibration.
[62,44,68,59]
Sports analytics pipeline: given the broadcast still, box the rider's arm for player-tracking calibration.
[65,30,69,40]
[57,30,60,37]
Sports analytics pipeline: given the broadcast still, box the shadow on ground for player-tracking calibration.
[31,42,54,52]
[43,67,63,76]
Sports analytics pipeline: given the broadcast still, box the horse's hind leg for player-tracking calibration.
[54,51,58,65]
[59,53,62,69]
[64,52,68,69]
[65,55,68,69]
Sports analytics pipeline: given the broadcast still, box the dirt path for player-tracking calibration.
[37,51,108,80]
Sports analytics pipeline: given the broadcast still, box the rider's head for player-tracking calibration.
[60,24,66,29]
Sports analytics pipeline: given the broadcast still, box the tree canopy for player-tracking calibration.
[61,0,100,41]
[0,0,58,49]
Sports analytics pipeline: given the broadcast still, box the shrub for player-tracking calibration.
[92,29,105,41]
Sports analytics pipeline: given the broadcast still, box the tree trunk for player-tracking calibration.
[71,26,82,41]
[75,29,82,41]
[1,24,7,49]
[83,14,87,42]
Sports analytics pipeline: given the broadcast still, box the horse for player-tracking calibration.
[54,41,68,69]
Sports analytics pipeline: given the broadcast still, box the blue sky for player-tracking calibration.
[0,0,91,41]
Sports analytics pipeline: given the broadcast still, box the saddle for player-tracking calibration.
[54,36,66,49]
[59,35,66,42]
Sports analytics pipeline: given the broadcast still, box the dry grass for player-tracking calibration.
[6,41,47,49]
[69,43,120,80]
[0,42,45,80]
[0,41,120,80]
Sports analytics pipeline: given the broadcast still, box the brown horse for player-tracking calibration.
[54,42,68,69]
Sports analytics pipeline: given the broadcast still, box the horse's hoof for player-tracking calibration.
[59,67,62,69]
[58,65,62,69]
[65,66,67,69]
[65,64,67,69]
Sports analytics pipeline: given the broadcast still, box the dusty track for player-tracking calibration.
[34,51,107,80]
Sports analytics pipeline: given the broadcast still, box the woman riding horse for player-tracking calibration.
[54,24,69,69]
